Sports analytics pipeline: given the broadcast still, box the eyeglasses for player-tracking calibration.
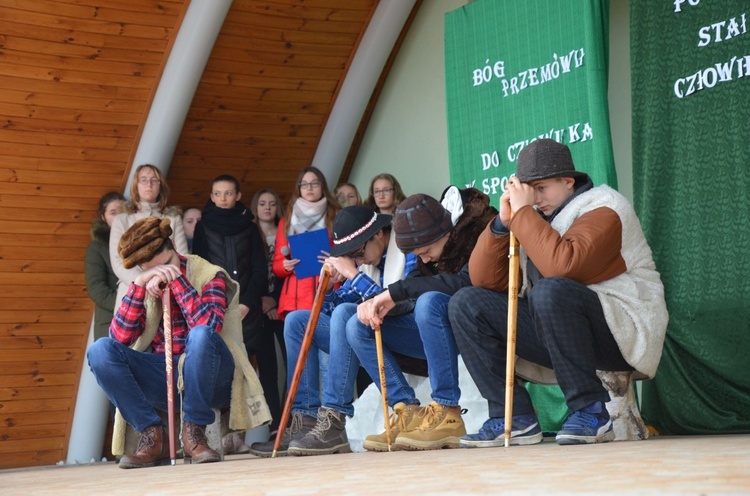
[373,188,394,196]
[348,241,368,260]
[138,178,160,186]
[298,180,322,190]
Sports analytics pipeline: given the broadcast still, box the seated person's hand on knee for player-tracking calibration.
[357,290,394,328]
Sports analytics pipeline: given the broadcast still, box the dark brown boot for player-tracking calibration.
[119,425,170,469]
[182,421,221,464]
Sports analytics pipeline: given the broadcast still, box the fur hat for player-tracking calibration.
[516,139,587,183]
[118,217,173,269]
[393,194,453,253]
[331,206,392,257]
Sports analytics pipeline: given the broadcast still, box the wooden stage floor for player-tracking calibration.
[2,434,749,495]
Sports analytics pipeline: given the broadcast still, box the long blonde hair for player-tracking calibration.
[127,164,170,213]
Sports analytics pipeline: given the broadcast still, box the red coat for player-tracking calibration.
[272,217,331,319]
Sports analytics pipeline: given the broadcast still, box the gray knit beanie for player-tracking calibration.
[393,194,453,253]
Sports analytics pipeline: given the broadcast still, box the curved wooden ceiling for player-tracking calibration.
[168,0,381,208]
[0,0,404,469]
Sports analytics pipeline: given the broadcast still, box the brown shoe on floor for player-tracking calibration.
[182,422,221,464]
[222,431,250,454]
[119,425,171,469]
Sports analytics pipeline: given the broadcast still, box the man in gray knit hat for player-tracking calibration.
[351,187,496,451]
[449,138,668,447]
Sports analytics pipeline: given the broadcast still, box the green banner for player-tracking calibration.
[632,1,750,434]
[445,0,615,203]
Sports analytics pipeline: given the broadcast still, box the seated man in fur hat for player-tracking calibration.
[449,138,668,447]
[353,187,497,451]
[249,205,418,457]
[87,216,271,469]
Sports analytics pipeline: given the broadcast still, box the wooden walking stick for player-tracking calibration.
[504,215,521,448]
[162,287,177,465]
[373,325,392,451]
[272,265,331,458]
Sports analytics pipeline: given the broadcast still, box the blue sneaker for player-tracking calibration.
[556,402,615,445]
[460,413,542,448]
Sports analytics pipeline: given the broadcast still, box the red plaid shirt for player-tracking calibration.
[110,255,228,354]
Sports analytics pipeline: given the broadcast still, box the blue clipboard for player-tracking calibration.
[287,228,331,279]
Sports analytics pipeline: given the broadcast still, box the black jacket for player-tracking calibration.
[388,187,498,309]
[192,201,266,312]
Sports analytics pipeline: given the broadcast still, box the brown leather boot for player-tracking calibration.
[182,421,221,464]
[119,425,170,469]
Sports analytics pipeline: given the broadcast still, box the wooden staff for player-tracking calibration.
[504,217,520,448]
[373,325,391,451]
[162,287,177,465]
[272,265,331,458]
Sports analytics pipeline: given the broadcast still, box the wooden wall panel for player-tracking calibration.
[0,0,187,470]
[0,0,394,470]
[167,0,379,209]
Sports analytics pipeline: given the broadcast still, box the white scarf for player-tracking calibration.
[290,197,328,234]
[361,230,406,287]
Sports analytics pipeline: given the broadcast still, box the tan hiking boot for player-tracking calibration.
[394,401,466,450]
[363,403,422,452]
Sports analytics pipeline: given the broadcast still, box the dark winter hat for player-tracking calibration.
[516,139,587,183]
[393,194,453,253]
[118,217,172,269]
[331,206,393,257]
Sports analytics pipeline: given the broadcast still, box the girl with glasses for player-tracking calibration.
[363,173,406,215]
[109,164,188,310]
[273,166,341,321]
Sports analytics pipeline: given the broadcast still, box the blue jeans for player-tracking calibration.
[284,303,361,417]
[347,291,461,407]
[87,326,234,431]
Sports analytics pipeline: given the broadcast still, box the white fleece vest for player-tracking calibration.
[519,185,668,377]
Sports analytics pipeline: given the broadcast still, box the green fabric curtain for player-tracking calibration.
[444,0,614,432]
[631,1,750,434]
[445,0,615,198]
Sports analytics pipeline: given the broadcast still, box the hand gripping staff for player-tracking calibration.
[504,215,520,448]
[162,288,177,465]
[373,325,392,451]
[272,265,331,458]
